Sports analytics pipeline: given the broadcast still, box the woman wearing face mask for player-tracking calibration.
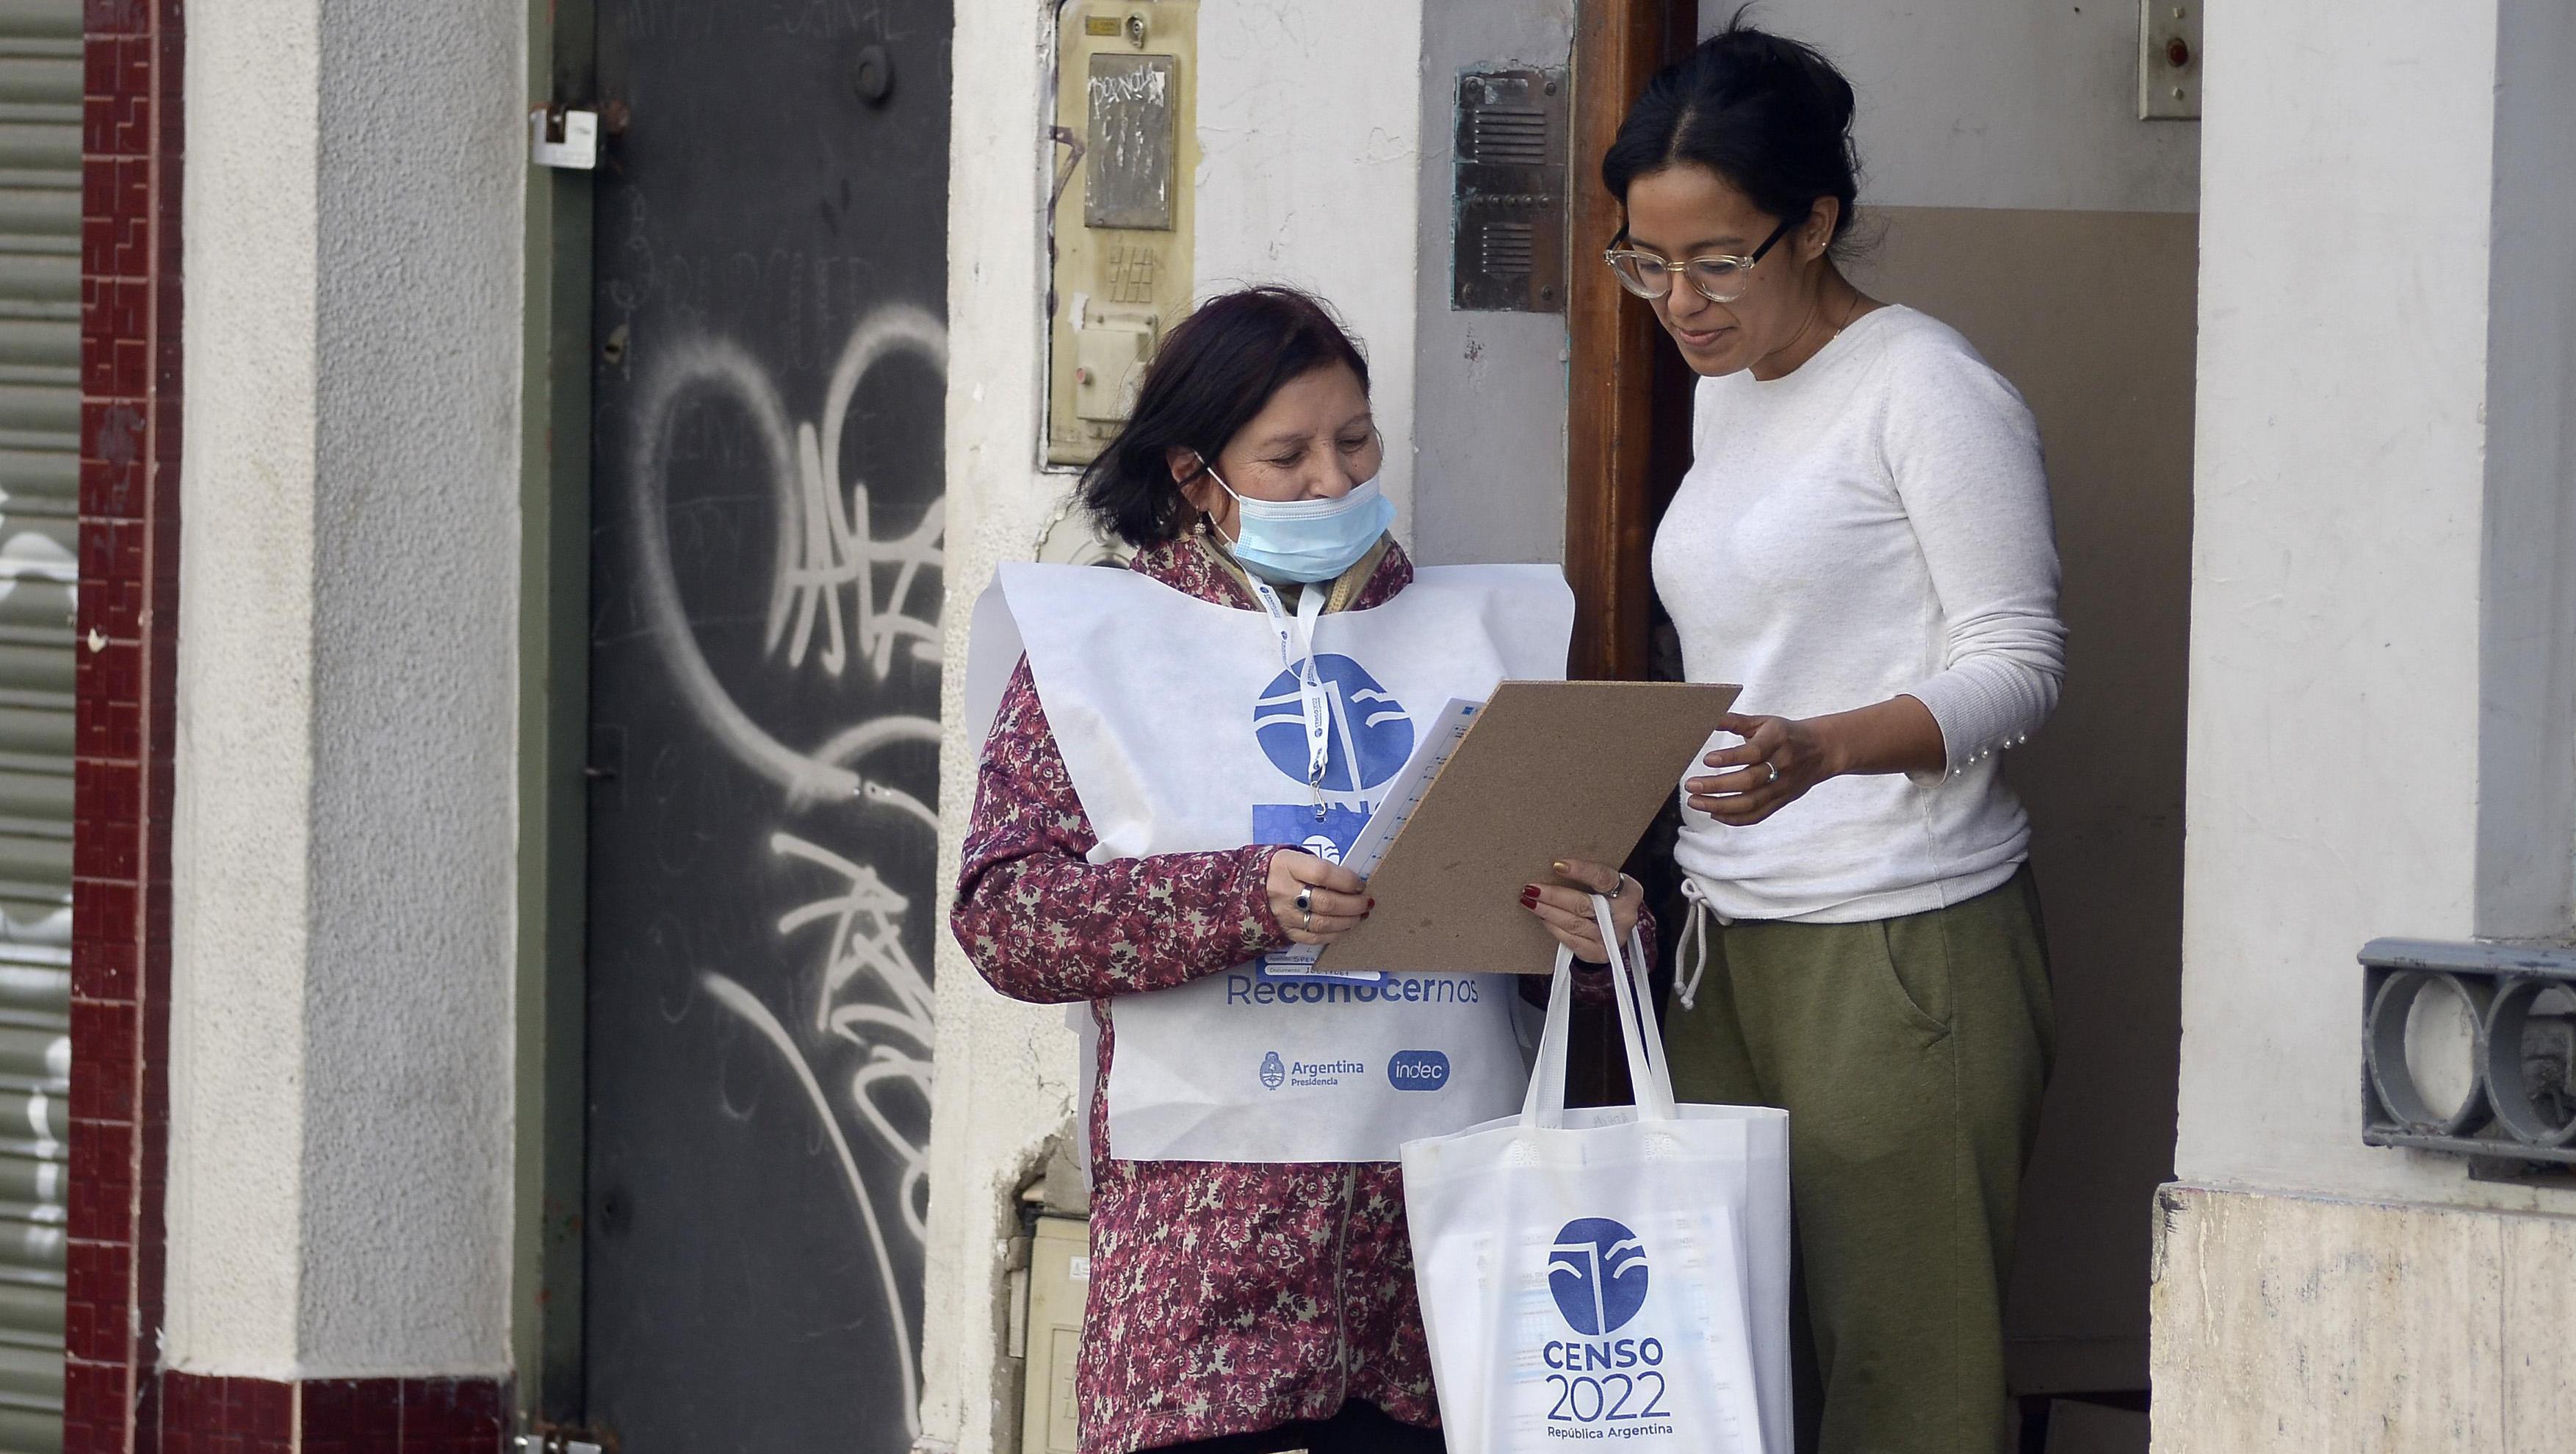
[953,285,1648,1454]
[1601,20,2065,1454]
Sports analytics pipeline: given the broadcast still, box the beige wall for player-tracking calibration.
[1705,9,2200,1400]
[1850,207,2197,1395]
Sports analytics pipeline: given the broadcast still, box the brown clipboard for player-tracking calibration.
[1314,680,1742,975]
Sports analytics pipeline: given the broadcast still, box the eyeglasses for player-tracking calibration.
[1602,211,1806,304]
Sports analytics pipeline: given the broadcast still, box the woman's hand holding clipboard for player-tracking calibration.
[1314,680,1742,975]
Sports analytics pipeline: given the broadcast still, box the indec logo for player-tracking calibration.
[1385,1049,1451,1091]
[1548,1217,1650,1335]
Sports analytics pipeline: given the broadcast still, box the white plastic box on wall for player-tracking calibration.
[1017,1214,1089,1454]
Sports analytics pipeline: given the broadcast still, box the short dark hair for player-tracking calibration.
[1600,12,1862,251]
[1080,285,1371,548]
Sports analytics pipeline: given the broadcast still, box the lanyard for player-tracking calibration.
[1249,577,1332,820]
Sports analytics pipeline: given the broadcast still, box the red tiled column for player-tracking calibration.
[152,1375,505,1454]
[72,5,513,1450]
[70,1,184,1451]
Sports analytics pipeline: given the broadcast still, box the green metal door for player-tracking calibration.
[0,3,80,1450]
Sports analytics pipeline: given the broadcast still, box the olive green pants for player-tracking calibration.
[1662,868,2054,1454]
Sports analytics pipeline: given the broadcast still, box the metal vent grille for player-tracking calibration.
[1451,68,1567,313]
[1463,106,1548,167]
[1476,220,1534,280]
[2362,939,2576,1172]
[0,3,81,1450]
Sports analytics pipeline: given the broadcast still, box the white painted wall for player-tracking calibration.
[2473,0,2576,939]
[167,0,524,1377]
[923,2,1446,1447]
[1702,0,2197,213]
[1197,4,1427,533]
[165,0,323,1372]
[2175,0,2576,1209]
[1410,0,1576,569]
[921,2,1071,1443]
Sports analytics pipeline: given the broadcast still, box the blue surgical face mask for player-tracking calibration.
[1205,466,1397,584]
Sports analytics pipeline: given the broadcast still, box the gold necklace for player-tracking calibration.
[1822,287,1862,343]
[1759,284,1864,379]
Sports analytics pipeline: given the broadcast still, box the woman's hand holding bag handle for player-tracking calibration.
[1400,895,1794,1454]
[1520,895,1671,1131]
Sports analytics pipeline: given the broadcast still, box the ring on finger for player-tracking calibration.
[1301,907,1312,931]
[1294,885,1313,914]
[1764,760,1781,784]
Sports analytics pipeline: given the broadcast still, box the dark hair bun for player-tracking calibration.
[1601,10,1862,248]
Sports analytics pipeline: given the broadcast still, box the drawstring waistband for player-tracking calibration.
[1671,875,1742,1012]
[1674,878,1714,1012]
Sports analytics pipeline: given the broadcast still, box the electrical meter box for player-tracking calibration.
[1018,1213,1090,1454]
[1047,2,1199,466]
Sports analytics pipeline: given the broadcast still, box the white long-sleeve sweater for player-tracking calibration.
[1652,304,2066,924]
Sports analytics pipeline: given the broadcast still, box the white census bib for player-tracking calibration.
[972,559,1574,1162]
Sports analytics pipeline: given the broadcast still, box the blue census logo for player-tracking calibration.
[1253,655,1413,793]
[1259,1051,1287,1091]
[1548,1218,1650,1336]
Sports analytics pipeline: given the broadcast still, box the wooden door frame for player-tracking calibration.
[1566,0,1695,681]
[1559,0,1698,1107]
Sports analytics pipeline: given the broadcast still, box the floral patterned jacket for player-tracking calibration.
[951,534,1650,1454]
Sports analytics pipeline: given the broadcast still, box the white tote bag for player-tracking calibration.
[1401,899,1792,1454]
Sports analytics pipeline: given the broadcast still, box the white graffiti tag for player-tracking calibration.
[633,304,947,806]
[773,829,936,1240]
[768,309,947,682]
[635,305,946,1438]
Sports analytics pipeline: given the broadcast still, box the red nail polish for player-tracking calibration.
[1519,886,1541,908]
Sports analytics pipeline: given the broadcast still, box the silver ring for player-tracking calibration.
[1301,908,1313,931]
[1764,760,1781,784]
[1295,886,1314,914]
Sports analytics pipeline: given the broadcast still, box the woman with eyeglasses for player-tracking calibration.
[1601,19,2065,1454]
[954,284,1645,1454]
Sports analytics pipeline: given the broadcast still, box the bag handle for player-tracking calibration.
[1520,893,1678,1129]
[1520,954,1576,1128]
